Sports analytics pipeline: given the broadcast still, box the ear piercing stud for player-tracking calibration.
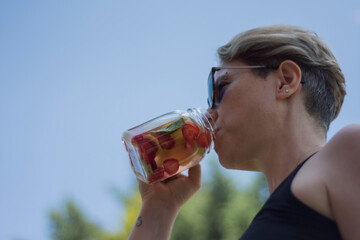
[285,89,289,93]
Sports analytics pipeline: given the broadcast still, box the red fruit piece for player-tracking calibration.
[148,168,165,183]
[163,158,179,175]
[148,156,157,170]
[155,133,175,150]
[196,130,212,148]
[182,122,200,142]
[131,134,144,146]
[140,140,157,161]
[139,139,158,170]
[185,141,194,153]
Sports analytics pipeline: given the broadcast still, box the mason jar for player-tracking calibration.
[122,108,215,184]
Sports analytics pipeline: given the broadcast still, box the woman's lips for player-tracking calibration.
[213,128,220,153]
[214,127,221,136]
[213,127,221,146]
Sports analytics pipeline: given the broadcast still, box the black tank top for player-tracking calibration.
[240,154,342,239]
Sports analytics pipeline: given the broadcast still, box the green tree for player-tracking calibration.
[220,174,267,240]
[102,189,142,240]
[171,160,267,240]
[170,189,209,240]
[49,200,104,240]
[203,161,236,240]
[49,159,268,240]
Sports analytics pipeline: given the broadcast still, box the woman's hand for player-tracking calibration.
[138,164,201,211]
[128,164,201,240]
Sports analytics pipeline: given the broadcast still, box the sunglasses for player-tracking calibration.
[207,66,269,108]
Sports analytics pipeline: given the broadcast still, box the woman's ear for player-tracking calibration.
[275,60,302,100]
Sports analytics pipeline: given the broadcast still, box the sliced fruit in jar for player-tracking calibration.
[149,158,157,170]
[139,138,158,170]
[196,130,211,148]
[140,140,158,160]
[182,121,200,142]
[154,133,175,150]
[148,168,165,183]
[171,128,186,149]
[185,141,194,153]
[152,118,185,135]
[163,158,180,175]
[143,133,162,149]
[143,160,153,175]
[142,152,157,170]
[131,134,144,145]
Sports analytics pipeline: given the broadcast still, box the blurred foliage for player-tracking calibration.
[48,159,268,240]
[100,190,142,240]
[171,161,267,240]
[49,201,104,240]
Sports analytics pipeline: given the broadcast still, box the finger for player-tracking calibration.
[188,164,201,188]
[136,178,150,193]
[162,174,180,183]
[162,172,188,183]
[137,178,147,187]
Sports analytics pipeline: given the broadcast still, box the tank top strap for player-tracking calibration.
[289,152,317,179]
[269,152,318,198]
[240,151,342,240]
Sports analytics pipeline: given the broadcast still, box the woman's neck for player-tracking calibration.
[259,121,326,194]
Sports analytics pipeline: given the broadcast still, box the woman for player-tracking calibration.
[128,25,360,239]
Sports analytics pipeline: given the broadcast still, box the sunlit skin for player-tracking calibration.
[210,60,325,188]
[210,60,360,239]
[128,59,360,240]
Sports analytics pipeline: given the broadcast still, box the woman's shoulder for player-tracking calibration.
[291,124,360,222]
[317,123,360,238]
[325,123,360,155]
[319,124,360,174]
[318,123,360,194]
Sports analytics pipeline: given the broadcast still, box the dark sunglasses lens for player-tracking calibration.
[207,72,214,108]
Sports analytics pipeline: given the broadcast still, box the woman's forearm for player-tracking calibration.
[128,200,180,240]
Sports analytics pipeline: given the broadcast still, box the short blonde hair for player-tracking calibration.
[218,25,346,133]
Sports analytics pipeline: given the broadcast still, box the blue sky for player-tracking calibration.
[1,1,359,239]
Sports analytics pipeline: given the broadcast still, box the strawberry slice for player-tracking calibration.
[185,141,194,153]
[140,140,157,161]
[131,134,144,146]
[155,133,175,150]
[163,158,179,175]
[148,156,157,170]
[139,138,158,170]
[196,130,212,148]
[148,168,165,183]
[182,121,200,142]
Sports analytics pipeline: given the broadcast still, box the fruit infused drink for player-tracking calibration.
[122,108,215,184]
